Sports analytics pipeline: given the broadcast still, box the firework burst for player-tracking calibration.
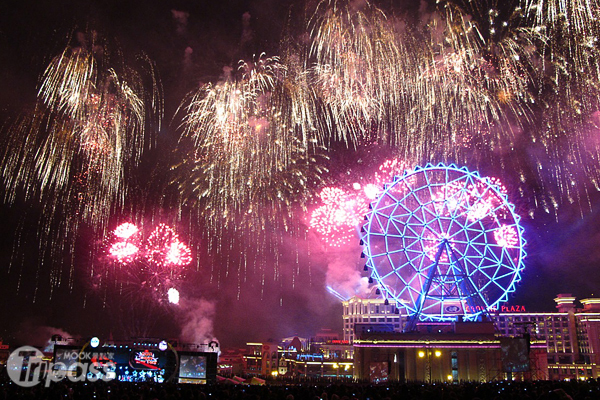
[308,0,406,146]
[309,187,367,247]
[0,33,161,293]
[309,158,411,248]
[174,54,326,231]
[99,222,192,305]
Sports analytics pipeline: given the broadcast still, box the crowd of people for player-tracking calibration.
[0,377,599,400]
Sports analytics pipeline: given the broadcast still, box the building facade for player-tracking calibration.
[342,296,405,344]
[353,325,549,382]
[344,293,600,380]
[243,336,354,379]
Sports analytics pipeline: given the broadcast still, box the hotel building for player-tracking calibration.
[343,293,600,380]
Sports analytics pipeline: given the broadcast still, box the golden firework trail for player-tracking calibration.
[0,34,161,293]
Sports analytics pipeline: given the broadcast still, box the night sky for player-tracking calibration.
[1,0,600,349]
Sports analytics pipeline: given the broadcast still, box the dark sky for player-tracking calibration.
[1,0,600,350]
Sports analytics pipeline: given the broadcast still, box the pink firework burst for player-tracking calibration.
[165,239,193,267]
[494,225,519,248]
[310,187,367,247]
[365,159,411,200]
[145,223,192,267]
[309,159,412,248]
[375,159,409,183]
[363,158,414,201]
[113,222,139,240]
[108,241,140,264]
[103,221,193,304]
[429,179,508,222]
[108,222,141,265]
[106,222,193,268]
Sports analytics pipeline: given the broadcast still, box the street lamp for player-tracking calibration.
[421,349,442,383]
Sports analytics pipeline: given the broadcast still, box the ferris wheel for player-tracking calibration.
[362,163,526,331]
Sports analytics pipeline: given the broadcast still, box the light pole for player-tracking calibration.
[418,349,442,383]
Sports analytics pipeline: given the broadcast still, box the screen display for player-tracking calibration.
[53,346,116,380]
[369,361,389,383]
[501,337,530,372]
[130,349,163,370]
[178,354,207,379]
[53,347,80,372]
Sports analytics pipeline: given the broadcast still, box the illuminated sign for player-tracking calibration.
[444,305,461,313]
[130,350,160,370]
[497,305,526,313]
[463,304,527,313]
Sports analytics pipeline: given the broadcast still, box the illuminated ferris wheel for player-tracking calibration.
[362,163,526,331]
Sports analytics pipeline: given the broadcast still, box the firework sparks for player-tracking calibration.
[0,33,161,293]
[309,187,367,247]
[308,0,404,146]
[430,177,510,223]
[14,41,156,225]
[174,54,325,229]
[309,158,411,248]
[146,224,193,267]
[108,242,140,264]
[114,222,140,240]
[172,52,327,289]
[494,224,520,248]
[101,221,192,305]
[5,0,600,299]
[167,288,180,304]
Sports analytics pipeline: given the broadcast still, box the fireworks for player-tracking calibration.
[494,224,520,248]
[309,158,411,248]
[309,187,367,247]
[146,224,193,267]
[114,222,139,240]
[304,0,600,215]
[108,242,140,264]
[174,53,326,231]
[0,33,161,293]
[308,0,405,146]
[167,288,180,304]
[2,39,158,224]
[107,222,192,268]
[4,0,600,299]
[172,52,327,290]
[102,222,192,304]
[430,177,510,224]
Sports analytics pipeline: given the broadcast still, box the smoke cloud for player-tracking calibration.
[325,246,370,300]
[241,12,253,46]
[13,321,75,351]
[171,10,190,35]
[178,297,218,345]
[183,46,193,70]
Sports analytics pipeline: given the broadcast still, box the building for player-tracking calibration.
[342,294,405,345]
[243,334,354,379]
[344,293,600,380]
[217,348,246,376]
[354,321,548,382]
[495,294,600,380]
